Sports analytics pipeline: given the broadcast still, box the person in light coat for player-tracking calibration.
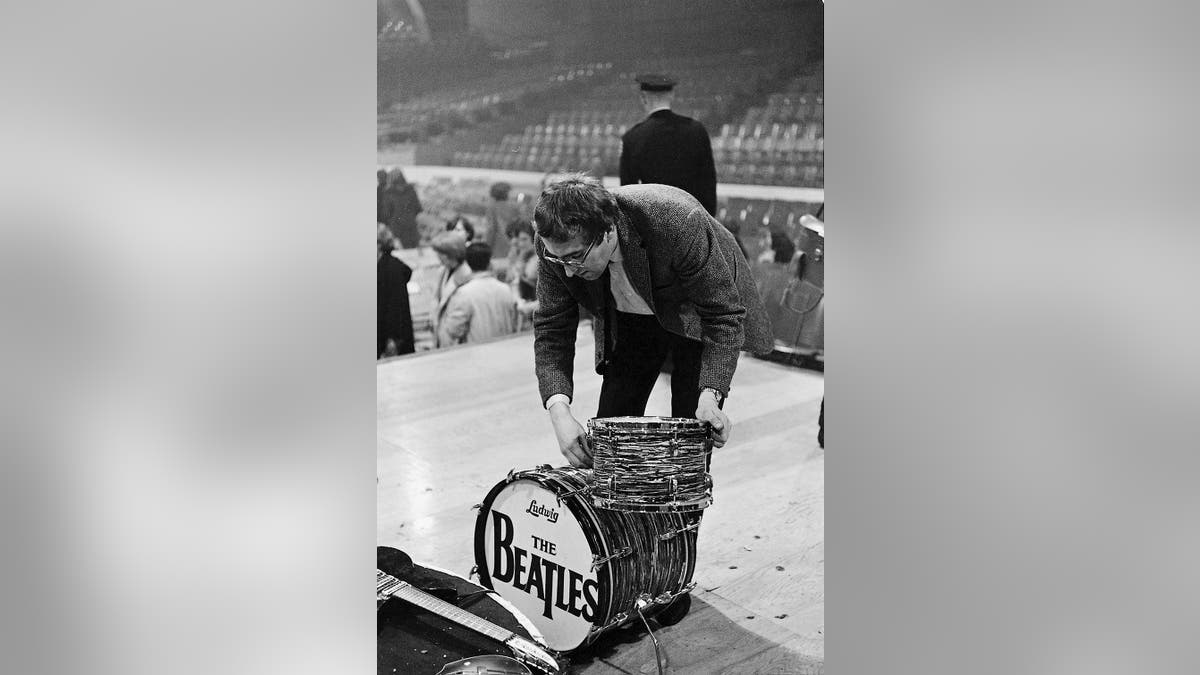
[437,242,516,346]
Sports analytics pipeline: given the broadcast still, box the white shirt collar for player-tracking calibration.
[606,234,624,265]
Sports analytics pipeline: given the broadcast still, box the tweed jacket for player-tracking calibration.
[620,110,718,216]
[533,184,772,406]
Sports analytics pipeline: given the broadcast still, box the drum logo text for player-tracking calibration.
[525,500,560,523]
[490,510,600,622]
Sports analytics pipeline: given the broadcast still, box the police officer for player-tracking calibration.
[619,74,718,216]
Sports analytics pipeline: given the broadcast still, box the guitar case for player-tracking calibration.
[377,546,543,675]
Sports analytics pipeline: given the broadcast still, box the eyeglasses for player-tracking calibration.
[543,234,602,269]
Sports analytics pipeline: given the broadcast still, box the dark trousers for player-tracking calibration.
[597,312,704,419]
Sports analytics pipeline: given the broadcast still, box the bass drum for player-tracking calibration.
[474,466,698,652]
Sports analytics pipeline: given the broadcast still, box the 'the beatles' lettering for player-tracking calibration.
[491,510,599,621]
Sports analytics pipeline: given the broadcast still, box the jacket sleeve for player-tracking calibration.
[532,243,580,406]
[671,208,747,393]
[442,292,471,344]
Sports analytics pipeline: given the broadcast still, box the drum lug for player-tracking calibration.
[655,582,697,605]
[468,564,478,579]
[555,483,592,506]
[592,607,635,636]
[657,519,702,541]
[471,502,483,511]
[607,611,630,628]
[590,546,632,572]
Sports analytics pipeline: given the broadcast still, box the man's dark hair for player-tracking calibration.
[465,242,492,272]
[533,172,619,243]
[505,218,534,240]
[489,181,512,201]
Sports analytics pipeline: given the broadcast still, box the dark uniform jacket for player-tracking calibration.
[533,184,772,405]
[377,253,415,357]
[620,109,718,216]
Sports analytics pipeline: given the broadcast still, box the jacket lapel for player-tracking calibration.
[615,208,655,313]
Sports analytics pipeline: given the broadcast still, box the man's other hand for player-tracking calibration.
[549,403,593,467]
[695,394,731,448]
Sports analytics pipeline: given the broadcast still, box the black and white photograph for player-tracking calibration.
[11,1,1200,674]
[375,2,825,672]
[11,2,1200,675]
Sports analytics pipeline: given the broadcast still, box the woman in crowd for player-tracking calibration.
[430,230,472,347]
[484,181,520,257]
[504,219,539,331]
[446,215,475,242]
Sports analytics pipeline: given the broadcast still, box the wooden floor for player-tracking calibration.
[378,326,824,674]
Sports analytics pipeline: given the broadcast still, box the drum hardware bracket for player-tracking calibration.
[509,465,552,482]
[591,546,632,571]
[594,611,632,636]
[471,502,483,510]
[554,483,592,505]
[591,581,700,636]
[657,520,702,540]
[656,582,696,605]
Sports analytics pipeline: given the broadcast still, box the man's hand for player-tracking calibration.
[547,398,593,467]
[695,391,731,448]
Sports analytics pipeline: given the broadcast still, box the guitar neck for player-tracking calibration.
[376,570,515,645]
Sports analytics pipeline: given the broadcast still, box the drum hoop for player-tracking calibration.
[589,416,710,432]
[473,468,618,648]
[592,494,713,513]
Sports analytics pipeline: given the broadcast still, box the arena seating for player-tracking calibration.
[436,56,822,187]
[444,53,796,178]
[711,69,824,186]
[379,63,613,144]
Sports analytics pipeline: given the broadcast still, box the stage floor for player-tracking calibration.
[378,326,824,673]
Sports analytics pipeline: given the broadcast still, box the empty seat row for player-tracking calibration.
[718,163,824,188]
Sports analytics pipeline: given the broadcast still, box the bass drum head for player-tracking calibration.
[474,475,609,652]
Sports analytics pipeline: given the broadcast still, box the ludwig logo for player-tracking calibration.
[525,499,559,523]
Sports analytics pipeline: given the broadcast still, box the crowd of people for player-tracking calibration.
[377,170,543,359]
